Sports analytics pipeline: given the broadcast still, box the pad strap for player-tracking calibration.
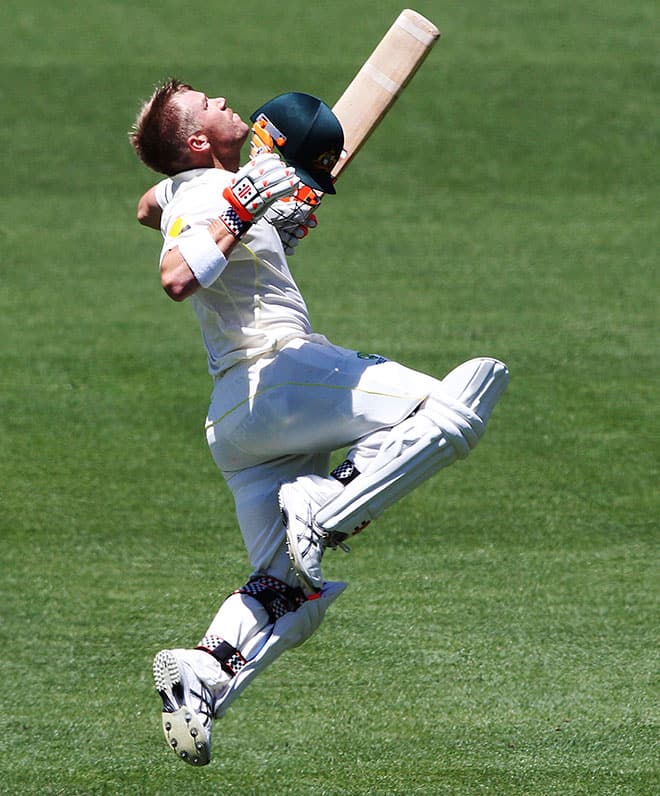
[236,576,307,623]
[331,458,360,485]
[195,577,306,678]
[195,635,247,677]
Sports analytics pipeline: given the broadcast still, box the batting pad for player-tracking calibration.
[213,581,347,718]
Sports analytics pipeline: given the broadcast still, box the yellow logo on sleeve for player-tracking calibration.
[168,217,190,237]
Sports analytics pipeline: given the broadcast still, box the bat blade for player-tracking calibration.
[331,9,441,179]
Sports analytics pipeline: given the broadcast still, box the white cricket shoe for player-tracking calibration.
[279,476,346,591]
[153,648,226,766]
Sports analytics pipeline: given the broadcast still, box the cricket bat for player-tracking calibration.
[331,9,441,180]
[250,10,439,208]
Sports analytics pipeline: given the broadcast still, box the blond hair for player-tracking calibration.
[130,78,199,175]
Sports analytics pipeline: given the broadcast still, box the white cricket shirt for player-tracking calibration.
[156,168,312,377]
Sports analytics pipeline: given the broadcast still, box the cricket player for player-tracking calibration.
[130,79,509,766]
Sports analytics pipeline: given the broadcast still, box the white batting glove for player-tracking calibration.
[264,184,322,255]
[276,214,318,255]
[220,153,298,239]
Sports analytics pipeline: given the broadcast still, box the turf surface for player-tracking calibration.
[1,1,657,793]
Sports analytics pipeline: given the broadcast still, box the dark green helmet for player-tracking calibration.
[250,92,344,194]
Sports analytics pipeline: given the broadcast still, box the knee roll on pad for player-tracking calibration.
[422,393,485,456]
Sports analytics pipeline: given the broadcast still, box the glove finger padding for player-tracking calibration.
[246,153,296,187]
[264,190,320,255]
[248,154,296,193]
[264,184,322,227]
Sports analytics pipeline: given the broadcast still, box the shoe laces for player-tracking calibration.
[190,682,215,729]
[296,505,350,555]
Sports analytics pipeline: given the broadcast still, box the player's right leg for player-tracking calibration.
[281,357,509,589]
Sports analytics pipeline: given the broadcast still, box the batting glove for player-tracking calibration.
[264,183,322,255]
[220,153,298,239]
[275,214,318,256]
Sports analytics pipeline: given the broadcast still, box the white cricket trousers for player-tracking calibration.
[205,335,443,571]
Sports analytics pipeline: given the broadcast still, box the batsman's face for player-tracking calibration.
[178,89,250,162]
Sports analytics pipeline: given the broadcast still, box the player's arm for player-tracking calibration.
[160,219,237,301]
[137,185,163,229]
[160,153,298,302]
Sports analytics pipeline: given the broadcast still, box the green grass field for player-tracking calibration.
[1,1,657,793]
